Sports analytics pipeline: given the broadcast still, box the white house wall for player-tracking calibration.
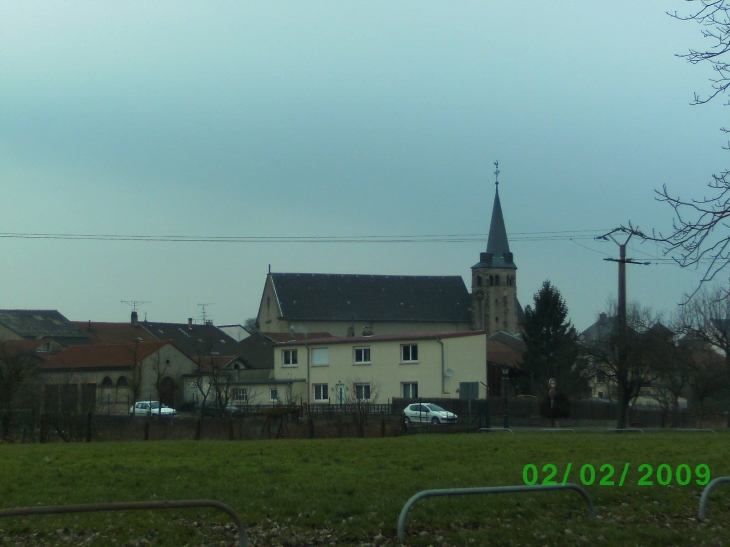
[274,334,487,404]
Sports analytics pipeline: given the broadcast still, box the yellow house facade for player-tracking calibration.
[273,331,487,405]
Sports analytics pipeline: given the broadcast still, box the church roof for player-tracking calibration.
[270,273,472,323]
[472,186,517,270]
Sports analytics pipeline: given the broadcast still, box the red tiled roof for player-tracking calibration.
[276,331,487,346]
[71,321,156,345]
[40,341,172,370]
[487,339,523,368]
[0,339,59,359]
[195,355,239,372]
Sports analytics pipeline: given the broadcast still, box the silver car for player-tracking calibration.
[403,403,457,424]
[129,400,177,417]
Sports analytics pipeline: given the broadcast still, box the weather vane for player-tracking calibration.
[494,160,500,187]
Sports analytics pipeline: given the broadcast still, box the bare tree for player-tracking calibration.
[128,339,146,405]
[581,303,666,429]
[681,340,728,427]
[0,341,39,440]
[675,285,730,425]
[652,2,730,291]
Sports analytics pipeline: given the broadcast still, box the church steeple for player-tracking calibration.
[471,161,519,334]
[472,161,516,270]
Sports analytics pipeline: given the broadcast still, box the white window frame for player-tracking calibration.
[402,382,418,399]
[270,388,278,402]
[312,347,329,366]
[355,383,371,401]
[313,383,328,402]
[353,346,371,365]
[282,349,298,367]
[233,388,247,402]
[401,344,419,363]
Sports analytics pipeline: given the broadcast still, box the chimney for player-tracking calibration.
[599,312,607,324]
[131,311,138,327]
[188,317,193,330]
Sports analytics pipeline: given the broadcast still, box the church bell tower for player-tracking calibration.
[471,162,518,335]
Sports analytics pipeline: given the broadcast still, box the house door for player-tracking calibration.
[336,384,345,405]
[159,377,176,408]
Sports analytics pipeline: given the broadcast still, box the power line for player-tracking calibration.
[0,229,609,244]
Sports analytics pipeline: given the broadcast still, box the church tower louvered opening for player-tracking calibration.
[471,162,518,335]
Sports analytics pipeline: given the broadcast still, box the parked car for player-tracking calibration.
[403,403,457,424]
[129,400,177,417]
[195,400,243,417]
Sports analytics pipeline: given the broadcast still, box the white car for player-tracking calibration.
[129,400,177,417]
[403,403,457,425]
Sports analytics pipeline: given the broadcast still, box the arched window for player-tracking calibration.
[117,376,129,387]
[494,275,500,286]
[476,275,483,287]
[489,275,494,286]
[101,376,113,386]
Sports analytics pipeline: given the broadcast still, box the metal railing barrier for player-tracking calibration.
[539,428,576,433]
[699,476,730,522]
[396,484,595,539]
[0,499,246,547]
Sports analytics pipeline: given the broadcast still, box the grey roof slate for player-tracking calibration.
[140,321,240,358]
[0,310,91,346]
[270,273,472,323]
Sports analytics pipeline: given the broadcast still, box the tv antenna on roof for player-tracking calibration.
[198,303,215,324]
[121,300,150,311]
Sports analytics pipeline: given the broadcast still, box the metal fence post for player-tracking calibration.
[0,500,247,547]
[397,484,595,540]
[699,476,730,521]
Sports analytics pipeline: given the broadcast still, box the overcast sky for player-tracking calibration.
[1,1,728,331]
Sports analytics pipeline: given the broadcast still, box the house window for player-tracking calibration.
[117,376,129,387]
[313,383,328,401]
[355,383,371,400]
[233,388,247,402]
[312,348,329,366]
[282,349,298,366]
[402,382,418,398]
[101,376,113,386]
[598,391,604,399]
[401,344,418,362]
[354,347,371,364]
[597,371,606,383]
[270,388,278,402]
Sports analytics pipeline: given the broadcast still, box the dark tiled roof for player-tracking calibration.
[270,273,471,323]
[140,322,239,359]
[277,330,486,346]
[0,310,91,346]
[72,321,156,344]
[40,341,172,370]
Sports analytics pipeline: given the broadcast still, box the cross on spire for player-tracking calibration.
[494,160,500,187]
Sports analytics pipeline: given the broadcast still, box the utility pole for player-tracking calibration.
[596,227,649,428]
[598,228,649,344]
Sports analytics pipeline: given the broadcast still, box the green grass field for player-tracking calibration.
[0,432,729,546]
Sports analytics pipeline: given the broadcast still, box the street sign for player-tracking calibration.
[549,378,557,388]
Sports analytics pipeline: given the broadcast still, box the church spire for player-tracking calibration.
[472,161,516,269]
